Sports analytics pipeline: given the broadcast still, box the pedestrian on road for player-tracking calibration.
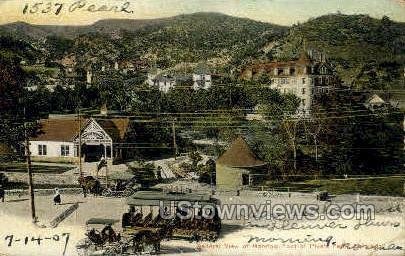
[53,188,61,205]
[0,185,5,203]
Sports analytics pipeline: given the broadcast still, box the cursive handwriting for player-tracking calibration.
[338,242,403,251]
[248,234,336,247]
[246,220,348,231]
[23,1,134,16]
[353,218,401,230]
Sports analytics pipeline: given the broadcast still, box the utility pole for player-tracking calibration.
[78,109,83,178]
[105,160,109,187]
[172,119,178,159]
[24,107,36,223]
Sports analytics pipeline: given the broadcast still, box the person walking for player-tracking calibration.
[53,188,61,205]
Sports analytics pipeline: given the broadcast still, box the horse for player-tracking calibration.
[78,176,102,196]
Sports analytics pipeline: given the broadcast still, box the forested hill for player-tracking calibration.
[0,13,404,90]
[0,13,287,70]
[272,14,405,90]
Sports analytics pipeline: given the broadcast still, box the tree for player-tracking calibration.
[282,118,299,172]
[0,55,26,153]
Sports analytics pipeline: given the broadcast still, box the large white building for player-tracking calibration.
[147,73,177,93]
[241,51,339,115]
[147,67,213,93]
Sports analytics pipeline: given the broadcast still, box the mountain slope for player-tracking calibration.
[0,13,287,69]
[272,14,405,89]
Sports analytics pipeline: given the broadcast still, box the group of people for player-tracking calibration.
[122,206,143,228]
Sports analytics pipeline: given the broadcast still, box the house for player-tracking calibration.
[193,66,212,90]
[241,50,339,116]
[216,136,267,190]
[149,74,177,93]
[30,117,134,163]
[364,94,387,110]
[192,73,212,90]
[147,65,213,93]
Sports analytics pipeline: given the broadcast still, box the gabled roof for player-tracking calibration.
[366,94,385,105]
[96,118,131,142]
[32,119,87,142]
[31,118,131,142]
[217,136,266,168]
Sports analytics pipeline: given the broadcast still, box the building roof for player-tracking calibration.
[216,136,266,168]
[97,118,131,142]
[31,118,131,142]
[126,190,215,206]
[366,94,386,105]
[32,119,86,142]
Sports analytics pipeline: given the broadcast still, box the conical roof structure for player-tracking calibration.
[217,136,266,168]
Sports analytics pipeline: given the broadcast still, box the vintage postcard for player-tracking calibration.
[0,0,404,255]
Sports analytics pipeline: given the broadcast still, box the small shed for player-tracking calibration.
[216,136,267,191]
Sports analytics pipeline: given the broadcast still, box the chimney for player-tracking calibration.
[100,103,108,116]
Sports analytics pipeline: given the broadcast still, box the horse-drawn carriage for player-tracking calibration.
[76,218,121,256]
[78,173,139,198]
[76,218,163,256]
[126,190,222,242]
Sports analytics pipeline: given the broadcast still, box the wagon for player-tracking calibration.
[125,190,222,242]
[76,218,162,256]
[76,218,121,256]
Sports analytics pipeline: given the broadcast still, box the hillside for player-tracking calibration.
[272,14,405,90]
[0,13,287,70]
[0,13,404,92]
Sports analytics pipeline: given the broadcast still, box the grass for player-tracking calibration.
[306,177,405,197]
[0,162,74,174]
[265,177,405,197]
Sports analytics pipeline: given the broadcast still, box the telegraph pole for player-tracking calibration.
[24,107,36,223]
[172,119,178,159]
[78,109,83,178]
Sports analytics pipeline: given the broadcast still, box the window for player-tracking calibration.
[302,78,306,84]
[38,145,47,156]
[242,174,249,186]
[301,99,306,106]
[302,88,306,95]
[61,145,70,157]
[74,145,79,157]
[290,67,296,75]
[281,78,288,84]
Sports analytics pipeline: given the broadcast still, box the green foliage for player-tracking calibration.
[130,162,157,188]
[274,14,405,90]
[45,35,74,60]
[306,177,405,197]
[0,56,27,152]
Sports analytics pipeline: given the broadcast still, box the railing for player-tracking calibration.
[5,188,83,196]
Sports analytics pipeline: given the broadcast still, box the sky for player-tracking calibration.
[0,0,404,26]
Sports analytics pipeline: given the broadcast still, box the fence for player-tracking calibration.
[5,188,83,196]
